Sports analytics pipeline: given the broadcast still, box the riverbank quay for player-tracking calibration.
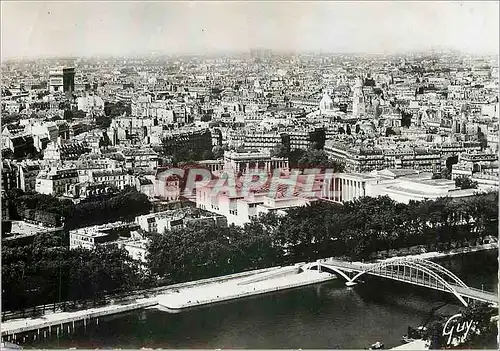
[156,266,336,311]
[391,339,429,350]
[396,242,498,262]
[0,266,281,338]
[366,242,498,263]
[1,265,335,337]
[0,298,156,341]
[1,265,281,322]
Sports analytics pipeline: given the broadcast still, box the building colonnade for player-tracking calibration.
[322,176,366,203]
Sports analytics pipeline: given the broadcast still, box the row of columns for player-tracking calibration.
[233,160,289,173]
[207,163,224,172]
[322,177,365,203]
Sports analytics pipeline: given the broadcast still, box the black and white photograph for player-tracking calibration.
[1,1,499,350]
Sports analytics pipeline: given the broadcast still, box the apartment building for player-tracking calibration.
[35,168,79,195]
[135,207,227,234]
[90,169,132,190]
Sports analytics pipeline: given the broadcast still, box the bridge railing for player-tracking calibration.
[461,286,497,296]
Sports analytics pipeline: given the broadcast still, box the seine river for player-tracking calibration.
[26,250,498,349]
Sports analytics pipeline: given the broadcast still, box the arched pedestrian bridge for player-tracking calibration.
[301,257,497,307]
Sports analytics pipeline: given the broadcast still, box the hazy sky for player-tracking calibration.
[1,1,499,59]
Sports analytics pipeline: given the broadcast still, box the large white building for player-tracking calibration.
[77,94,104,113]
[195,174,320,226]
[321,169,479,204]
[35,168,79,195]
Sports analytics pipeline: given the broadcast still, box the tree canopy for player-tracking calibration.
[296,148,345,172]
[2,240,145,312]
[147,193,498,282]
[455,175,478,190]
[3,189,497,316]
[270,143,290,158]
[212,144,229,159]
[5,187,151,230]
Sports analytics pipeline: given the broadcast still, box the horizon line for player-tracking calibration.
[2,48,499,63]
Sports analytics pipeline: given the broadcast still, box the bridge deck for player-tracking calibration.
[455,286,497,304]
[317,259,497,306]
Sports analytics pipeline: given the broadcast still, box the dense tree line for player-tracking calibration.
[63,109,87,121]
[147,193,498,283]
[5,187,151,230]
[2,232,146,312]
[148,221,279,284]
[5,188,74,226]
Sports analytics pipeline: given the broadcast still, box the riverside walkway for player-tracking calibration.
[156,266,336,311]
[1,266,280,340]
[1,265,336,340]
[1,298,156,342]
[391,339,429,350]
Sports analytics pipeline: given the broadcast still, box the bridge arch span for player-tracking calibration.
[409,258,468,288]
[347,258,469,307]
[301,262,351,282]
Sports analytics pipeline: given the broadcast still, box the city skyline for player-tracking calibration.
[1,1,499,60]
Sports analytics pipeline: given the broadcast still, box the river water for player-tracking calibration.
[25,250,498,349]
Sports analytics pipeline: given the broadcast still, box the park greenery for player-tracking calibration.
[5,186,151,230]
[2,234,146,313]
[454,175,478,190]
[2,113,22,125]
[271,143,346,171]
[2,187,152,313]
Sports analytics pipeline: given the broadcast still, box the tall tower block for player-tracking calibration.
[352,77,365,118]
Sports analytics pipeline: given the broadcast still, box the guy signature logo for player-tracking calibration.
[442,313,477,346]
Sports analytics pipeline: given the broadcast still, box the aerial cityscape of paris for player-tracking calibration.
[1,1,498,350]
